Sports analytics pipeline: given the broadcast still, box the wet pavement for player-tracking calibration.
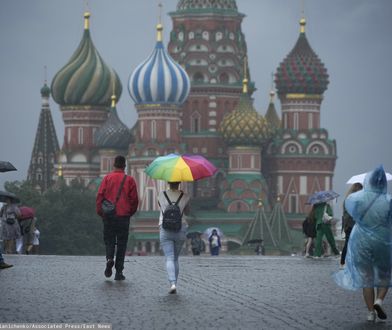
[0,254,391,330]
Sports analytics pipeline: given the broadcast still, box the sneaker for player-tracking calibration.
[374,299,387,320]
[367,310,376,322]
[339,264,345,270]
[114,272,125,281]
[104,259,114,278]
[304,253,311,258]
[169,284,177,294]
[0,262,13,269]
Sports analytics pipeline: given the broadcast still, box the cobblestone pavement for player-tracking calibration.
[0,254,391,330]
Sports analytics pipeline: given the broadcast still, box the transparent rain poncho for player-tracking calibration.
[334,166,392,290]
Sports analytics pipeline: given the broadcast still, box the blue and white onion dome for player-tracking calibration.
[128,23,190,105]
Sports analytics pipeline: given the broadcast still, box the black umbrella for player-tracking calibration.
[0,161,17,173]
[186,231,202,239]
[0,190,20,203]
[247,239,263,244]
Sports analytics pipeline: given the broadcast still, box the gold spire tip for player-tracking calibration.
[269,90,275,102]
[84,11,91,30]
[111,94,116,108]
[242,56,248,94]
[156,23,163,42]
[300,17,306,33]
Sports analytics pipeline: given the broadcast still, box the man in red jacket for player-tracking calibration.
[96,155,138,280]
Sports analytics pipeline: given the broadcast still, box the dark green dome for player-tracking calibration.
[40,83,50,97]
[51,13,122,107]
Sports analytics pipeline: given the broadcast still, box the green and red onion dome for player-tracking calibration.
[275,18,329,96]
[176,0,238,12]
[51,12,122,107]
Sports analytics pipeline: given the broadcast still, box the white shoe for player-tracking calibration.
[169,284,177,294]
[367,311,376,322]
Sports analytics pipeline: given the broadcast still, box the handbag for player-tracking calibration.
[101,174,127,218]
[322,205,333,224]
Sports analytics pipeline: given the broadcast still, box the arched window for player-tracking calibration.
[191,112,201,133]
[193,72,204,83]
[219,72,229,84]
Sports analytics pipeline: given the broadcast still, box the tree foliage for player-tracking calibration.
[4,179,105,255]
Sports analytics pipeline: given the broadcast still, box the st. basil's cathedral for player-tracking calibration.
[27,0,336,255]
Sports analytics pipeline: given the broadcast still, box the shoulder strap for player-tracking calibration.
[175,192,184,205]
[163,191,172,205]
[362,193,381,219]
[114,174,127,205]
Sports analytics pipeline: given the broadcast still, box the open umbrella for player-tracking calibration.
[247,239,263,244]
[186,231,202,239]
[347,172,392,185]
[306,190,339,205]
[145,153,217,182]
[203,227,223,239]
[19,206,35,220]
[0,161,17,173]
[0,190,20,203]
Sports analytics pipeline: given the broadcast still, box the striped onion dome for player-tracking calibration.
[51,12,122,106]
[128,23,190,105]
[220,79,271,146]
[94,95,131,149]
[275,18,329,96]
[176,0,238,12]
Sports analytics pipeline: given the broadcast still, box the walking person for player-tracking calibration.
[209,229,221,256]
[313,201,340,258]
[340,183,363,267]
[302,208,317,257]
[334,166,392,322]
[0,197,21,254]
[158,181,190,294]
[96,155,139,281]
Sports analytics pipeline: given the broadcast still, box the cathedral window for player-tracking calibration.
[293,113,299,130]
[216,32,223,41]
[166,120,170,139]
[67,128,71,144]
[219,73,229,84]
[178,31,184,42]
[191,112,201,133]
[151,120,156,140]
[289,194,298,213]
[147,188,154,211]
[202,31,209,40]
[193,72,204,83]
[308,113,313,129]
[78,127,84,144]
[189,31,194,39]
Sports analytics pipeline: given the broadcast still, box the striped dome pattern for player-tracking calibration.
[51,13,122,107]
[128,34,190,105]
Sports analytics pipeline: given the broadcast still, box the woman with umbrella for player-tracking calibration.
[146,153,217,294]
[307,191,340,258]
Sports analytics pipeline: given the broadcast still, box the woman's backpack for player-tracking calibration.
[161,192,183,232]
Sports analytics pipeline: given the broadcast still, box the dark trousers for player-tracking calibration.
[340,227,353,265]
[103,216,130,272]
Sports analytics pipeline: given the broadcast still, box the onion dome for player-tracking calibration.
[128,23,190,105]
[51,12,122,106]
[265,90,281,130]
[40,83,51,98]
[275,18,329,96]
[94,95,131,149]
[176,0,238,12]
[220,73,271,146]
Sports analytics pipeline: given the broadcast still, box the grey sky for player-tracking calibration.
[0,0,391,215]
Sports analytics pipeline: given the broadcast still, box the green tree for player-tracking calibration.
[5,179,105,255]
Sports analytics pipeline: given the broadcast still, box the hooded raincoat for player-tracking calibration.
[334,166,392,290]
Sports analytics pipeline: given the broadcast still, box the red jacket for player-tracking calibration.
[96,169,139,218]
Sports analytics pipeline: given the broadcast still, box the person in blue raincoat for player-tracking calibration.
[333,166,392,322]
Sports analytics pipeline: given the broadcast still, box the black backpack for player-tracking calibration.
[162,191,183,232]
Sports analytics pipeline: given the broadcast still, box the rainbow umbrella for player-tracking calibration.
[145,154,217,182]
